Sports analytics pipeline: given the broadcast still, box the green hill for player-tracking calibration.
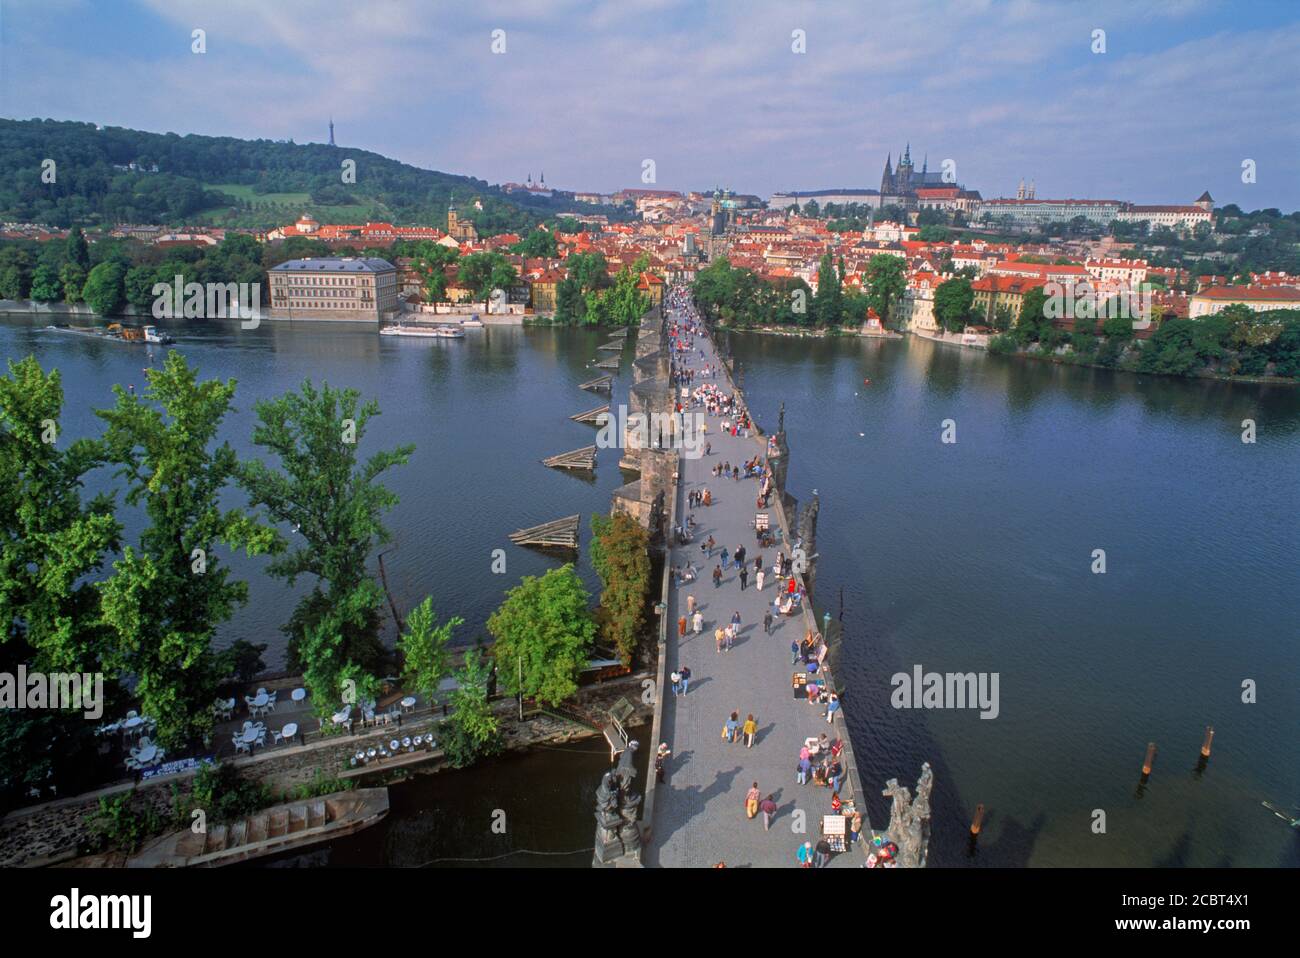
[0,117,614,232]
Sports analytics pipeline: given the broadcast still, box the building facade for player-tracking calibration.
[268,257,399,322]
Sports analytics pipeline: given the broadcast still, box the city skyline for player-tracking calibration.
[2,1,1298,209]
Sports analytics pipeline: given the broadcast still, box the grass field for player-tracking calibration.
[208,183,312,205]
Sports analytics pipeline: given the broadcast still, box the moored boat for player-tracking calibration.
[126,787,389,868]
[380,323,465,338]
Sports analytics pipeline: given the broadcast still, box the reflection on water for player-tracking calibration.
[250,727,649,868]
[729,331,1300,867]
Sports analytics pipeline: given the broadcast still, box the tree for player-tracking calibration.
[29,265,61,302]
[589,513,650,665]
[864,255,906,328]
[422,269,447,304]
[95,352,275,748]
[603,267,651,327]
[0,357,120,673]
[511,230,558,258]
[239,380,413,707]
[124,265,158,309]
[439,649,501,768]
[486,564,596,707]
[933,278,974,333]
[812,253,843,326]
[58,263,86,304]
[81,261,127,316]
[398,597,462,702]
[66,227,90,270]
[458,251,517,309]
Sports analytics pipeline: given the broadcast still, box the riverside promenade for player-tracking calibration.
[645,303,869,868]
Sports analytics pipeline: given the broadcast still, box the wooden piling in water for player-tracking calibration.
[578,375,613,392]
[970,803,984,836]
[509,514,581,550]
[1200,726,1214,759]
[594,356,620,369]
[542,445,597,470]
[571,404,610,423]
[1142,742,1157,777]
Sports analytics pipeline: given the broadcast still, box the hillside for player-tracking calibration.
[0,118,614,232]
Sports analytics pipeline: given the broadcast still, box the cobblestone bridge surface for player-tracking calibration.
[646,307,860,868]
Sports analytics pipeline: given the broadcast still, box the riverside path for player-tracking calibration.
[645,300,867,869]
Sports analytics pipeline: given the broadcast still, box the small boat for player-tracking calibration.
[459,314,485,328]
[126,787,389,868]
[380,324,465,338]
[143,325,175,345]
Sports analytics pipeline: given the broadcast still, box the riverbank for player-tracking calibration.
[0,671,653,867]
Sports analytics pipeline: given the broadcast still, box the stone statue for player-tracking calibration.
[594,741,644,865]
[615,739,640,786]
[882,762,934,868]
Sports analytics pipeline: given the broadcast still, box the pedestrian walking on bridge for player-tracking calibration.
[743,713,757,748]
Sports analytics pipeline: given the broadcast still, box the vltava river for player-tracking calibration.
[4,316,1296,867]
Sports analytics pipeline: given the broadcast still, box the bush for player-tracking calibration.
[189,761,272,823]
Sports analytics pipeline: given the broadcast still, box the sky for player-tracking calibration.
[2,0,1298,209]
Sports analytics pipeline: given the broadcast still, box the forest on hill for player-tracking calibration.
[0,118,615,232]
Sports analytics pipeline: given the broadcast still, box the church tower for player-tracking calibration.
[448,196,459,236]
[328,117,335,147]
[897,143,914,192]
[881,153,894,195]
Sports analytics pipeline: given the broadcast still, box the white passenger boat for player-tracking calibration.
[380,324,465,338]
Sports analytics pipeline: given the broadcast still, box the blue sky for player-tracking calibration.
[2,0,1298,209]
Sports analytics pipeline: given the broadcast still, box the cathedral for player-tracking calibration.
[879,144,951,205]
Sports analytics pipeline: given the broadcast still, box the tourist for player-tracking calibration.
[712,565,722,589]
[734,544,746,568]
[731,610,741,633]
[738,565,748,590]
[790,639,799,664]
[723,622,734,651]
[849,812,863,846]
[756,569,765,592]
[764,609,774,635]
[678,615,687,640]
[670,669,682,697]
[828,759,844,795]
[703,535,714,557]
[726,711,741,743]
[715,627,725,654]
[692,610,703,634]
[680,665,691,695]
[655,743,671,783]
[825,693,841,725]
[759,794,778,830]
[745,782,761,819]
[797,841,814,868]
[742,713,757,748]
[797,749,812,785]
[830,791,843,814]
[720,547,729,570]
[815,838,833,868]
[687,594,696,615]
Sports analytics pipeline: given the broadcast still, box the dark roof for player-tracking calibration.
[270,257,395,272]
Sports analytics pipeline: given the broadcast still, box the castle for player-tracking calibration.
[880,144,953,205]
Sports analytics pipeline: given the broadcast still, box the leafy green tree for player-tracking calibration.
[865,255,906,328]
[58,263,86,304]
[589,513,650,665]
[95,352,276,748]
[511,229,558,258]
[458,251,517,309]
[81,261,127,316]
[0,266,24,300]
[486,564,596,706]
[0,357,120,673]
[933,278,974,333]
[603,267,651,327]
[66,227,90,270]
[29,265,61,302]
[812,253,843,326]
[398,597,462,702]
[439,649,500,768]
[239,381,413,706]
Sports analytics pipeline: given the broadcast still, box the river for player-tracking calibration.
[3,315,1296,867]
